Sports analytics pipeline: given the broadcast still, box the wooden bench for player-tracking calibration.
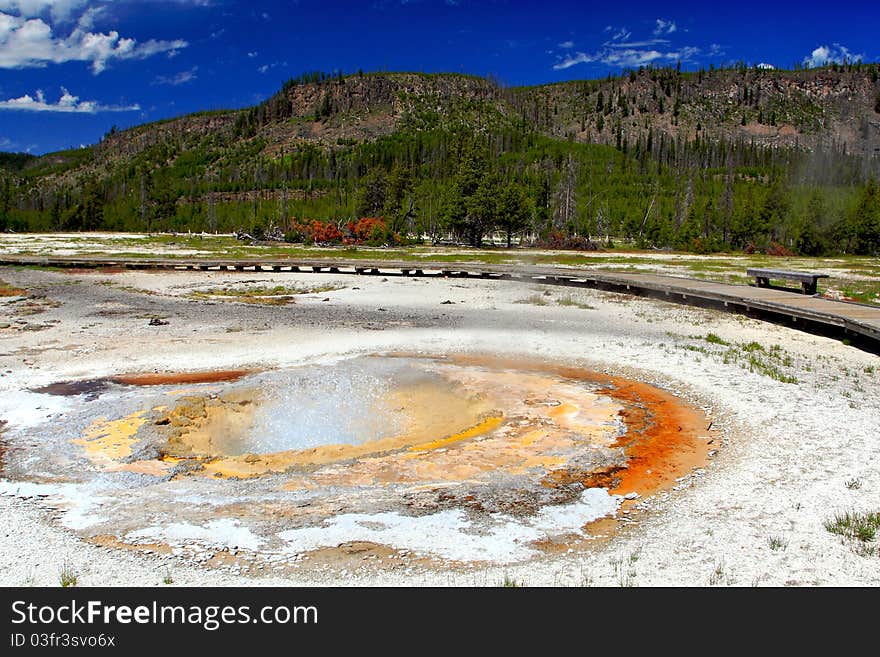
[747,268,829,295]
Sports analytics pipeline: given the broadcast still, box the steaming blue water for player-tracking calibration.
[238,357,427,454]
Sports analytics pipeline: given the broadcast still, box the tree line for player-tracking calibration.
[1,68,878,255]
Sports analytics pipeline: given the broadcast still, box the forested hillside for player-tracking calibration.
[1,64,879,254]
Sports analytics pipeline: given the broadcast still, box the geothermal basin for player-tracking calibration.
[4,262,876,586]
[1,354,707,567]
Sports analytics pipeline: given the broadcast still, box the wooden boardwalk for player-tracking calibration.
[3,254,879,352]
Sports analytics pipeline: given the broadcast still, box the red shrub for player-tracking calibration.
[534,230,599,251]
[347,217,386,242]
[766,242,795,257]
[286,218,343,244]
[309,220,342,243]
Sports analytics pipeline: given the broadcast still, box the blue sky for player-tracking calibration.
[1,0,878,154]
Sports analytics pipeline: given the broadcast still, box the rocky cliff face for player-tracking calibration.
[531,67,880,155]
[283,73,500,118]
[253,73,511,152]
[96,112,237,165]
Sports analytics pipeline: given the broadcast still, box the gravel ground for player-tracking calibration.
[1,265,878,586]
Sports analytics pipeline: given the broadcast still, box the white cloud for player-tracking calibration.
[601,48,666,67]
[553,51,594,70]
[804,45,831,67]
[554,44,700,70]
[74,4,101,30]
[803,43,863,68]
[673,46,700,61]
[0,2,203,73]
[653,18,676,36]
[0,1,89,23]
[0,86,139,112]
[558,40,574,49]
[152,65,197,86]
[0,1,213,22]
[609,27,630,42]
[247,50,258,58]
[257,60,285,75]
[756,62,774,70]
[554,20,701,71]
[0,10,188,73]
[606,39,668,48]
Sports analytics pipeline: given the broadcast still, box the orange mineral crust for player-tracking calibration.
[112,370,252,386]
[446,354,711,500]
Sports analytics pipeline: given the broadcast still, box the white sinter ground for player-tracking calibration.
[0,265,877,586]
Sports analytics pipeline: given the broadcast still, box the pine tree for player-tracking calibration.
[759,177,791,244]
[466,173,500,247]
[384,165,413,232]
[843,179,880,254]
[0,176,10,231]
[498,183,530,247]
[81,179,104,230]
[356,168,387,217]
[795,190,827,255]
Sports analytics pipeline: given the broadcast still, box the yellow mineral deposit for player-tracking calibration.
[74,410,148,468]
[159,391,258,457]
[407,415,505,453]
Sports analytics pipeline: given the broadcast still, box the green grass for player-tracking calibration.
[201,283,340,296]
[708,560,726,586]
[514,293,549,306]
[556,295,595,309]
[768,536,788,551]
[735,343,794,380]
[744,354,798,383]
[832,281,880,304]
[499,574,524,587]
[98,281,157,296]
[825,511,880,545]
[685,336,799,384]
[187,283,342,305]
[703,333,730,346]
[59,562,78,587]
